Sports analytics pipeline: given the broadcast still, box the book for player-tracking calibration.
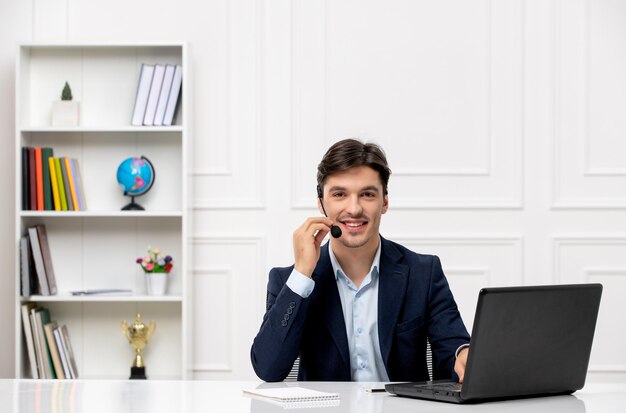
[21,303,39,379]
[44,322,65,379]
[35,308,56,379]
[22,147,29,210]
[29,147,36,210]
[242,387,340,405]
[59,325,79,378]
[29,307,44,378]
[64,157,80,211]
[28,226,50,296]
[70,288,132,296]
[131,63,155,126]
[53,328,71,379]
[54,158,68,211]
[19,236,29,297]
[69,158,86,211]
[163,64,182,126]
[41,147,54,210]
[60,158,74,211]
[36,224,57,295]
[35,147,44,210]
[154,64,176,126]
[143,64,166,125]
[48,157,61,211]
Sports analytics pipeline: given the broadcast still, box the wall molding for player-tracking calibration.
[290,0,523,210]
[192,0,266,210]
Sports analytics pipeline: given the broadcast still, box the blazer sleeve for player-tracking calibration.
[426,256,471,380]
[250,266,311,382]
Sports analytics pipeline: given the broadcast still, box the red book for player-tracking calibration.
[29,148,36,210]
[35,147,44,211]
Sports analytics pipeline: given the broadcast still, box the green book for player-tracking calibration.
[54,158,68,211]
[41,148,54,210]
[36,308,56,379]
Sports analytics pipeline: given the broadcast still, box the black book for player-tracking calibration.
[22,147,30,210]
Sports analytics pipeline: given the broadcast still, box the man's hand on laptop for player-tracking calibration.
[455,347,469,383]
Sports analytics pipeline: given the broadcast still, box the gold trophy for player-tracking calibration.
[121,313,156,379]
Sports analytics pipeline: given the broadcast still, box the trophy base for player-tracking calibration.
[130,366,147,380]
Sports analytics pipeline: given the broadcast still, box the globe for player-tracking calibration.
[116,156,155,210]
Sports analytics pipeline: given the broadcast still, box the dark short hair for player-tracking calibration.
[317,138,391,195]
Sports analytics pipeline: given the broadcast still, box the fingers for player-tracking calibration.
[293,217,334,277]
[454,347,469,384]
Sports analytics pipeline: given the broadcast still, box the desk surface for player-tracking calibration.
[1,379,625,413]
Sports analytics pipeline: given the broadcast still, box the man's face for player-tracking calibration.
[319,166,388,250]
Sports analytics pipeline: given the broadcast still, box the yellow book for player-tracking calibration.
[64,157,80,211]
[54,158,68,211]
[48,157,61,211]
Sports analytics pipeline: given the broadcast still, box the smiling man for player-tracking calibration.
[251,139,470,382]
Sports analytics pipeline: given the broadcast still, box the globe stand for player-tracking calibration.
[121,195,145,211]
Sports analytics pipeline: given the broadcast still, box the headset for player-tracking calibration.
[317,185,342,238]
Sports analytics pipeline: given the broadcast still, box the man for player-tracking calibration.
[251,139,470,382]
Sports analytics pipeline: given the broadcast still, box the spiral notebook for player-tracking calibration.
[243,387,340,408]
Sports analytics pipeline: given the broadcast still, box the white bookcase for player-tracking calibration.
[14,43,189,379]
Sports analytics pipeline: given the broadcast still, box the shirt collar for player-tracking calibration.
[328,237,382,282]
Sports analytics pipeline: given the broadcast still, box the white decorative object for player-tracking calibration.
[52,101,80,127]
[145,273,168,296]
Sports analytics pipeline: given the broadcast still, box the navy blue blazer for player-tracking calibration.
[250,236,470,382]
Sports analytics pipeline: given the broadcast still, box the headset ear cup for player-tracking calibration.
[316,185,323,198]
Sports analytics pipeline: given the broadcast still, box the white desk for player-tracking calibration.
[1,379,624,413]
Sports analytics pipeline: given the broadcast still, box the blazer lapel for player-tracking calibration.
[312,244,351,372]
[378,237,409,366]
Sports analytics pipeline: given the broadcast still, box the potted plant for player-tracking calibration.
[136,246,173,295]
[52,81,80,126]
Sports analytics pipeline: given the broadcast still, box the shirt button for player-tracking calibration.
[360,362,366,369]
[357,327,363,334]
[281,320,288,327]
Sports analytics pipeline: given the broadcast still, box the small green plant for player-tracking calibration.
[61,81,73,101]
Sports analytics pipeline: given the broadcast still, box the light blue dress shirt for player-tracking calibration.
[286,239,389,381]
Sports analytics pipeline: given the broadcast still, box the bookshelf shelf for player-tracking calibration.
[14,43,189,380]
[20,211,183,218]
[24,294,184,303]
[20,126,184,133]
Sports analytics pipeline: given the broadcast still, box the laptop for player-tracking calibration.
[385,283,603,404]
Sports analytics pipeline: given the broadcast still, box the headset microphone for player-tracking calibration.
[317,185,342,238]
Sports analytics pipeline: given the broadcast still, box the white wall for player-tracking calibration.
[1,0,625,382]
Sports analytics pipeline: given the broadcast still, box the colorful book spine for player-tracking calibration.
[60,158,74,211]
[35,147,44,210]
[53,158,68,211]
[22,147,30,210]
[29,148,36,210]
[69,158,86,211]
[48,157,61,211]
[41,148,54,210]
[64,157,80,211]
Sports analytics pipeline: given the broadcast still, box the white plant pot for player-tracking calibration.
[145,273,168,296]
[52,101,80,127]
